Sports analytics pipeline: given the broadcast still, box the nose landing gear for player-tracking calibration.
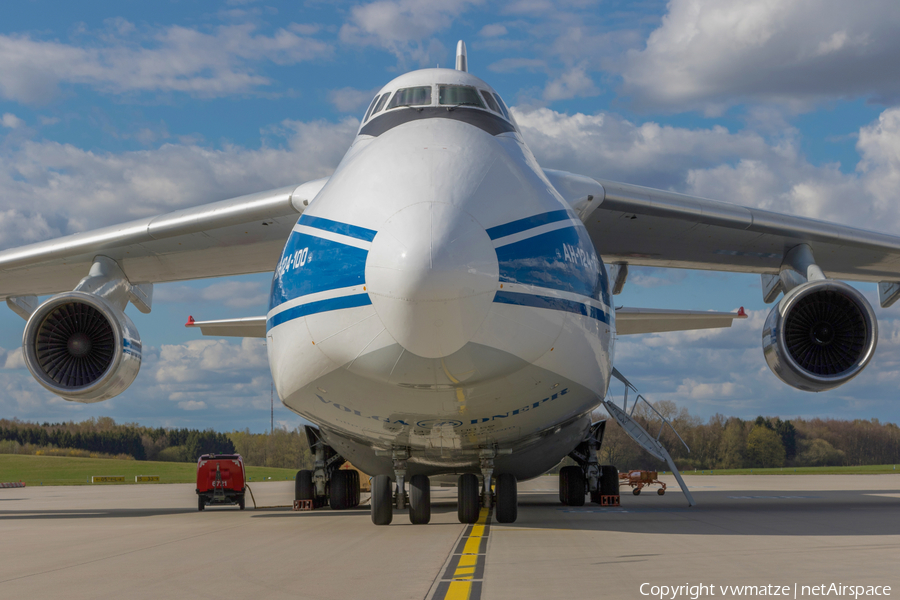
[370,447,519,525]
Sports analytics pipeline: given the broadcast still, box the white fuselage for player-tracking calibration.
[265,69,615,480]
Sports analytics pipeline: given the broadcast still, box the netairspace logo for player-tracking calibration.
[639,583,892,599]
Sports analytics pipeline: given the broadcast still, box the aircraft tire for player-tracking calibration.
[560,466,585,506]
[347,469,361,507]
[458,473,480,524]
[559,467,570,504]
[495,473,517,523]
[295,470,315,502]
[331,470,351,510]
[600,465,619,497]
[371,474,393,525]
[409,474,431,525]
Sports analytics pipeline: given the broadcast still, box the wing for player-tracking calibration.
[0,178,327,299]
[616,307,747,335]
[184,316,266,338]
[545,169,900,292]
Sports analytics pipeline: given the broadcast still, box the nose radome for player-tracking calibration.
[365,202,499,359]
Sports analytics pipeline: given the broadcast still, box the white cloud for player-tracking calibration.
[3,348,25,370]
[156,280,269,310]
[479,24,508,37]
[488,58,546,73]
[0,23,331,104]
[610,305,900,421]
[339,0,482,66]
[502,0,555,14]
[328,86,380,113]
[676,378,743,400]
[629,268,688,289]
[1,113,24,129]
[542,64,599,102]
[622,0,900,113]
[0,336,292,430]
[178,400,207,411]
[513,106,770,189]
[0,116,358,247]
[516,103,900,235]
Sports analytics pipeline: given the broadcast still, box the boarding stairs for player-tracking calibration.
[602,368,696,506]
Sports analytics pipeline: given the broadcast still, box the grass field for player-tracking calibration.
[2,455,898,487]
[670,464,899,476]
[536,464,900,477]
[0,454,300,486]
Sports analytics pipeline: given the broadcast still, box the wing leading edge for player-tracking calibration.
[0,178,328,300]
[545,169,900,295]
[185,315,266,338]
[616,307,747,335]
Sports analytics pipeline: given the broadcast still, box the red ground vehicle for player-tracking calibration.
[619,470,666,496]
[196,454,246,511]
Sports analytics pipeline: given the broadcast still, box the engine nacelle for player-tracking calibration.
[22,292,142,403]
[763,280,877,392]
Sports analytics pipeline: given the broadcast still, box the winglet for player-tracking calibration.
[185,315,195,327]
[737,307,747,317]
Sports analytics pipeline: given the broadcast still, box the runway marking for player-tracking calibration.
[429,508,491,600]
[727,495,822,499]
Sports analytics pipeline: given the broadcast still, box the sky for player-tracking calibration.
[2,0,900,432]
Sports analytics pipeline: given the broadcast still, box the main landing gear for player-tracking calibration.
[294,426,362,511]
[559,420,620,507]
[370,447,519,526]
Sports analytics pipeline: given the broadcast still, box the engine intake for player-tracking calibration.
[23,292,142,403]
[763,280,877,392]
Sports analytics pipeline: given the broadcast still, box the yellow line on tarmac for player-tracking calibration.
[445,581,473,600]
[429,508,491,600]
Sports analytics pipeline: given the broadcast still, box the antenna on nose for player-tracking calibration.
[455,40,467,72]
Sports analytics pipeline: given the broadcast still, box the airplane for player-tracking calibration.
[3,41,896,525]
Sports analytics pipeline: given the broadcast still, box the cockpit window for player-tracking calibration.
[492,93,510,119]
[480,90,501,114]
[363,94,381,122]
[371,93,390,117]
[387,86,432,109]
[439,85,485,108]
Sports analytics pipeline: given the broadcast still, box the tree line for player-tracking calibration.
[597,401,900,471]
[2,409,899,472]
[0,417,235,464]
[0,417,312,470]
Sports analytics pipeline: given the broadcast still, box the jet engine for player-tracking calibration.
[763,280,877,392]
[22,291,142,403]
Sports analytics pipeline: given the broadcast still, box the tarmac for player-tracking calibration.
[0,473,898,599]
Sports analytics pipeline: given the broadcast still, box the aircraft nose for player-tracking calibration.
[365,202,499,359]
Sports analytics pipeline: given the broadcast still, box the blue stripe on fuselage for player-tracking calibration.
[495,225,610,306]
[486,209,571,240]
[494,291,609,323]
[267,213,612,330]
[269,231,368,310]
[298,214,378,242]
[267,294,372,330]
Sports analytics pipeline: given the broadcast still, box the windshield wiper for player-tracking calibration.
[394,104,425,112]
[444,102,482,111]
